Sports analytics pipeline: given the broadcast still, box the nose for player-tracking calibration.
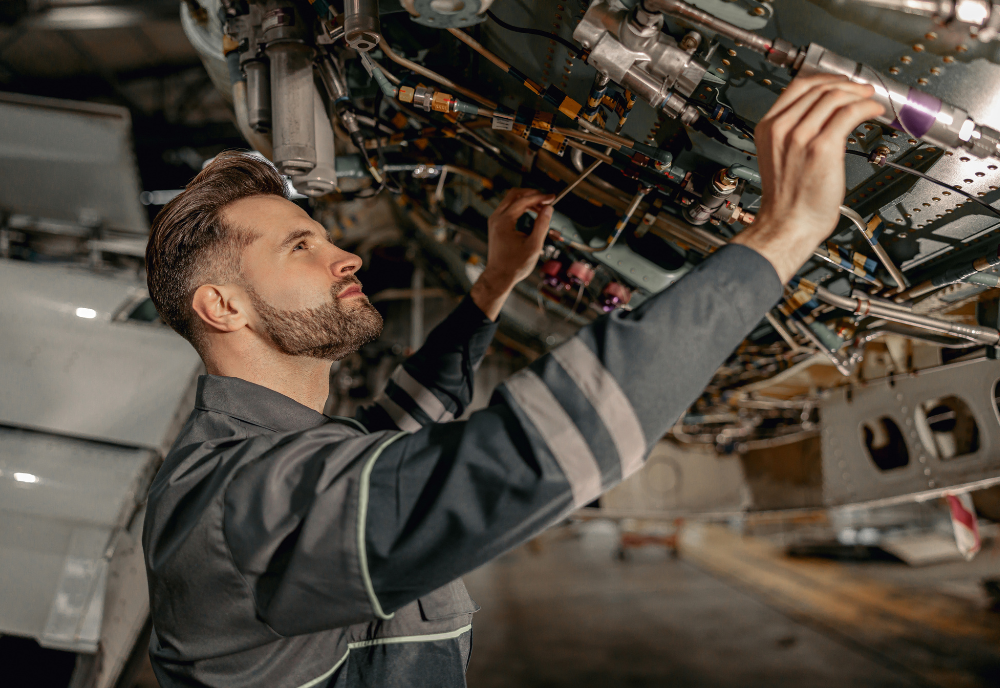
[329,246,362,279]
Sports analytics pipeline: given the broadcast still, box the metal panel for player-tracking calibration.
[0,259,202,450]
[0,91,148,234]
[0,427,156,651]
[821,357,1000,506]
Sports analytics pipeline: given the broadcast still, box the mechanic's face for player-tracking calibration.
[225,194,382,360]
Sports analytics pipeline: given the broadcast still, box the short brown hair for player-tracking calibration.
[146,151,288,346]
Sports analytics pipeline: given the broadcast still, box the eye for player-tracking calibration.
[292,241,308,251]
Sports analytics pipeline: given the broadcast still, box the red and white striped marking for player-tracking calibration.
[945,492,981,561]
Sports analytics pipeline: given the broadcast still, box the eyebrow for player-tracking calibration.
[277,228,316,251]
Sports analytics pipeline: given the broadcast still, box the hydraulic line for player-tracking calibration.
[380,39,497,108]
[550,151,610,207]
[551,126,672,165]
[448,27,671,167]
[845,149,1000,217]
[318,56,379,182]
[583,73,611,121]
[608,185,652,250]
[855,323,980,349]
[642,0,784,61]
[550,183,651,254]
[812,243,883,287]
[645,0,1000,158]
[896,245,1000,300]
[447,27,546,95]
[790,317,853,375]
[485,8,587,58]
[839,206,908,290]
[562,139,614,165]
[765,311,805,352]
[964,272,1000,287]
[814,282,1000,345]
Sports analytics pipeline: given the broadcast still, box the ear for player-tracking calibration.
[191,284,249,334]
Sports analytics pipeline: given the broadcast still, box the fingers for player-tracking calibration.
[763,75,858,122]
[504,191,555,218]
[786,87,877,150]
[529,204,554,250]
[815,98,888,151]
[769,74,845,111]
[495,188,546,214]
[763,80,874,138]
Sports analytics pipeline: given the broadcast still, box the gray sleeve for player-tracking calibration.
[356,295,499,433]
[222,427,402,635]
[364,244,782,611]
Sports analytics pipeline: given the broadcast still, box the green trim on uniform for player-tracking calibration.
[348,623,474,649]
[357,431,409,620]
[294,624,474,688]
[332,415,370,434]
[296,651,349,688]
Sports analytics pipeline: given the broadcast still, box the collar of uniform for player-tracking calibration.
[194,374,328,433]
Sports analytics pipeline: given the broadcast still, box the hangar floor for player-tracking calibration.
[131,519,1000,688]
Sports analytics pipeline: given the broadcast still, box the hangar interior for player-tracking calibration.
[2,0,1000,686]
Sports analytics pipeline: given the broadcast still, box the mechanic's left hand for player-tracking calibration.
[482,188,555,288]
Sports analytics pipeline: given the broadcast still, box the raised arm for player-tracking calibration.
[364,74,886,611]
[220,76,885,635]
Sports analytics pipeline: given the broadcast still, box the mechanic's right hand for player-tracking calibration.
[732,74,886,284]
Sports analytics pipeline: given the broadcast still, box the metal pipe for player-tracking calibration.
[765,311,805,352]
[814,285,1000,345]
[447,27,546,95]
[642,0,776,58]
[607,186,651,250]
[647,0,1000,158]
[797,43,1000,159]
[839,206,908,290]
[380,39,497,108]
[790,318,853,375]
[855,323,980,349]
[550,151,611,207]
[344,0,381,52]
[562,139,614,165]
[896,245,1000,300]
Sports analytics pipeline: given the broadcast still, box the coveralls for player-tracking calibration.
[142,244,781,688]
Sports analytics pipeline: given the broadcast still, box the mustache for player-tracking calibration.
[331,276,362,297]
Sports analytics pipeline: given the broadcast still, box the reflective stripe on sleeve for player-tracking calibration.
[357,431,409,620]
[374,395,423,433]
[550,338,647,480]
[502,369,603,507]
[392,367,455,422]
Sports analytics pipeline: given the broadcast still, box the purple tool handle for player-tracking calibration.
[889,88,941,138]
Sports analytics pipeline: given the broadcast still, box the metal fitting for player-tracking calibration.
[412,85,434,111]
[344,0,381,52]
[679,31,702,53]
[870,145,891,166]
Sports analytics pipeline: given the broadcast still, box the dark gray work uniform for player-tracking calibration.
[143,244,780,688]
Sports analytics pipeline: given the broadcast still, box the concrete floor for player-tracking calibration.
[126,519,1000,688]
[463,521,920,688]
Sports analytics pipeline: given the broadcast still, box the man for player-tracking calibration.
[143,75,883,687]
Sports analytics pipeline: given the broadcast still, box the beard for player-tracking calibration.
[247,277,383,361]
